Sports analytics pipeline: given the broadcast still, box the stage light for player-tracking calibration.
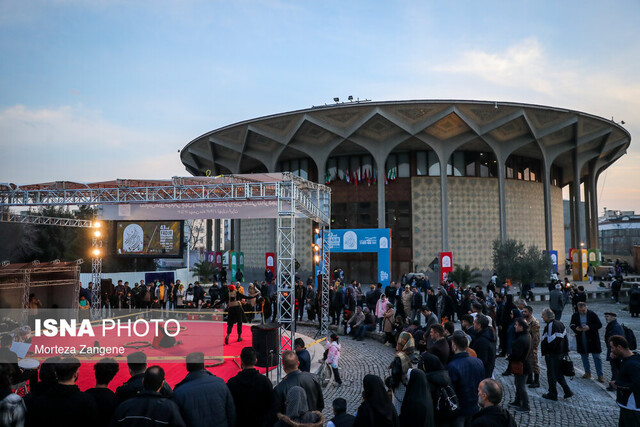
[92,249,101,257]
[348,95,353,101]
[93,221,102,228]
[314,255,321,264]
[94,230,101,237]
[333,97,339,102]
[313,244,320,252]
[315,228,320,235]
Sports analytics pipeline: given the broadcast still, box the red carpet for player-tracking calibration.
[29,320,274,391]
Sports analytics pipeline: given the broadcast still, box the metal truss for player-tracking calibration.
[0,173,331,225]
[276,180,296,382]
[319,226,330,337]
[0,212,93,227]
[90,235,103,320]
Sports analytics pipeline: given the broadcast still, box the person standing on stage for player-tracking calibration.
[224,284,246,345]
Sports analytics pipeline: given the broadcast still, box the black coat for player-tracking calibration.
[110,390,185,427]
[400,369,434,427]
[227,368,273,427]
[425,370,453,425]
[569,310,603,354]
[470,405,517,427]
[173,370,235,427]
[509,331,532,375]
[116,373,173,402]
[470,328,496,379]
[271,370,324,424]
[27,384,98,427]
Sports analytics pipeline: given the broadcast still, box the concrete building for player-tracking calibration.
[180,100,630,282]
[599,209,640,259]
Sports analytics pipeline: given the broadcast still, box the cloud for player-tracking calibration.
[0,104,186,184]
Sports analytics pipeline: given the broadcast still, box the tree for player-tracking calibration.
[448,264,483,289]
[190,260,216,282]
[492,239,553,292]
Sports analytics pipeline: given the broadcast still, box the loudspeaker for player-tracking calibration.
[252,323,279,368]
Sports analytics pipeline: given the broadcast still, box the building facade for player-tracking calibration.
[180,100,630,282]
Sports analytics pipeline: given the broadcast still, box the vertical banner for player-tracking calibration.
[214,251,223,268]
[266,252,276,276]
[580,249,588,281]
[544,250,559,274]
[239,252,245,278]
[587,249,598,267]
[230,251,238,282]
[440,252,453,285]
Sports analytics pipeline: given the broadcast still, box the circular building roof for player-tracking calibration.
[181,100,630,186]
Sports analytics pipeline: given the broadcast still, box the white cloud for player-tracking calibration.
[0,104,186,184]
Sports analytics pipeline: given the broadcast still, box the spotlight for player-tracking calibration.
[333,97,339,102]
[348,95,353,101]
[93,221,102,228]
[314,255,321,264]
[92,249,101,257]
[94,231,101,237]
[75,259,84,265]
[315,228,320,235]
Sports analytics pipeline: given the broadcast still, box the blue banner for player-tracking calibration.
[319,228,392,287]
[544,250,559,274]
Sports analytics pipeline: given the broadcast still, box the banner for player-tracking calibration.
[266,253,275,276]
[230,252,238,282]
[440,252,453,284]
[323,228,391,287]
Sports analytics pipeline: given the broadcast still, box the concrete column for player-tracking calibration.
[316,159,326,187]
[589,171,599,250]
[569,182,576,250]
[376,157,386,229]
[206,219,212,252]
[497,161,507,241]
[542,161,553,251]
[583,180,592,248]
[572,152,584,279]
[233,219,241,252]
[440,163,449,251]
[214,219,221,251]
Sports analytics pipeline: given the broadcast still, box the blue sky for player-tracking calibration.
[1,0,640,212]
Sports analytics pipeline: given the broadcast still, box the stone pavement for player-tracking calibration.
[296,294,638,426]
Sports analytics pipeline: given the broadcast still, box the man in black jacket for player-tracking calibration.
[609,335,640,426]
[227,347,273,426]
[26,357,97,427]
[470,379,517,427]
[570,302,604,382]
[112,366,185,426]
[116,351,172,402]
[470,314,496,379]
[270,350,324,424]
[541,308,573,401]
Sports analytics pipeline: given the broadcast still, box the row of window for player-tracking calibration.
[277,151,563,185]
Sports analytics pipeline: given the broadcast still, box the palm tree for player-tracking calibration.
[448,264,483,289]
[190,260,216,282]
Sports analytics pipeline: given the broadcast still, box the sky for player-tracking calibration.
[1,0,640,213]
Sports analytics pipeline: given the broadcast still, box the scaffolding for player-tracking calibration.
[0,173,331,380]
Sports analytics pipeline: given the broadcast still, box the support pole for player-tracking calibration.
[277,180,296,382]
[90,218,103,320]
[319,226,330,337]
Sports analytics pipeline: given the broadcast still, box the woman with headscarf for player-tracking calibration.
[382,301,396,346]
[421,352,454,427]
[400,368,433,427]
[401,286,412,322]
[224,284,246,345]
[354,375,399,427]
[387,331,419,415]
[275,386,323,427]
[246,283,261,321]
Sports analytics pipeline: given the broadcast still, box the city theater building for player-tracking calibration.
[180,100,630,283]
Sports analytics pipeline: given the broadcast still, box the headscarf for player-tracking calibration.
[285,386,309,420]
[400,369,433,427]
[421,352,444,373]
[396,331,415,384]
[357,375,397,427]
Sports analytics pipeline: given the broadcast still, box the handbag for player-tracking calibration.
[509,360,524,375]
[560,354,575,377]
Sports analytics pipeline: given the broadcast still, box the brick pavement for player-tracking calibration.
[296,294,638,426]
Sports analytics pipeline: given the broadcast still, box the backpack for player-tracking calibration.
[436,385,459,413]
[622,324,637,350]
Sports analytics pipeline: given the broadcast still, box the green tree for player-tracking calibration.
[448,264,483,289]
[492,239,553,291]
[190,260,216,282]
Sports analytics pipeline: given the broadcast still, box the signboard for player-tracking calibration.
[440,252,453,284]
[321,228,391,287]
[266,253,275,277]
[572,249,588,281]
[214,251,223,267]
[544,250,559,273]
[587,249,601,267]
[230,251,238,282]
[238,252,245,279]
[114,221,183,258]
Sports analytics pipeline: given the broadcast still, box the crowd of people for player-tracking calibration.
[2,270,640,426]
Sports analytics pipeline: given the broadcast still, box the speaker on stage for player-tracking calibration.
[251,323,279,368]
